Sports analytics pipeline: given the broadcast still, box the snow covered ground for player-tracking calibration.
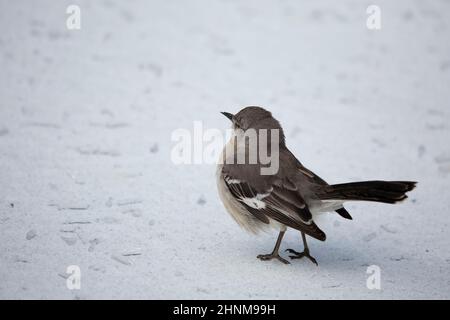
[1,0,449,299]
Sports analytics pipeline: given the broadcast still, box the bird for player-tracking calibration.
[216,106,416,265]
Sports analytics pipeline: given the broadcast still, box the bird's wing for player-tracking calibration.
[297,164,328,185]
[223,174,326,241]
[285,148,329,186]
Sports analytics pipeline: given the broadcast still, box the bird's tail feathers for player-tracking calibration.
[318,180,417,204]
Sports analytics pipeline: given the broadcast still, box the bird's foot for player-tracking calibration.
[285,249,318,266]
[257,253,290,264]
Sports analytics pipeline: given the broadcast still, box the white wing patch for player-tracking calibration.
[240,192,270,209]
[225,177,241,184]
[223,175,314,226]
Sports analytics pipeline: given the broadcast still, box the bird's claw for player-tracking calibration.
[257,253,290,264]
[285,249,318,266]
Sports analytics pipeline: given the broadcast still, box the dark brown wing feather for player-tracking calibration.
[223,175,326,241]
[225,178,270,224]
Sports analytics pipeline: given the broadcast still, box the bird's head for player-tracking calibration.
[221,106,285,145]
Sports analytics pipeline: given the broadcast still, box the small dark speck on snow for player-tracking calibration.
[197,196,206,205]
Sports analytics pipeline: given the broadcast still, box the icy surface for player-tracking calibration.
[0,0,449,299]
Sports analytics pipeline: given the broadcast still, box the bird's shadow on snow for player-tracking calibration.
[234,234,390,272]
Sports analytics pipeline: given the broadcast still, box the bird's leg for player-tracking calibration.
[286,232,318,266]
[257,230,290,264]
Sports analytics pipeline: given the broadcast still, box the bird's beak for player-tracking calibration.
[221,112,234,121]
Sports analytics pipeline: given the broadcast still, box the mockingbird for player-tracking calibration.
[216,106,416,265]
